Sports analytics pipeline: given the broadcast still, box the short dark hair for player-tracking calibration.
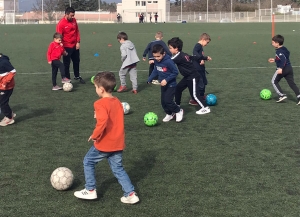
[152,44,165,54]
[94,71,116,93]
[272,35,284,45]
[53,32,62,39]
[117,32,128,40]
[65,7,75,15]
[168,37,183,51]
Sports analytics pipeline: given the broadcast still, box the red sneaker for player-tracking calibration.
[132,90,138,94]
[189,99,198,106]
[117,86,127,93]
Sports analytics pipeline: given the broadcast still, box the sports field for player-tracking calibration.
[1,23,300,216]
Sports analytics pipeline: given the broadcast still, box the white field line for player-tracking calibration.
[18,66,300,75]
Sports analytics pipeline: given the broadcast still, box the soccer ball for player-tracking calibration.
[63,83,73,92]
[114,85,117,92]
[260,89,272,100]
[121,102,130,114]
[50,167,74,191]
[91,75,95,84]
[144,112,158,126]
[206,94,217,106]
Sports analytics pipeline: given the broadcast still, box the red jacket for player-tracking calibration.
[0,54,15,90]
[47,41,65,62]
[56,17,80,48]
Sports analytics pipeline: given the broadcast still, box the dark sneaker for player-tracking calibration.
[276,96,287,103]
[189,99,198,106]
[297,99,300,105]
[74,76,85,84]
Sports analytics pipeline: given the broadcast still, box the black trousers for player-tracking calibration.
[198,69,207,96]
[148,62,158,80]
[63,47,80,79]
[175,76,207,108]
[161,86,180,115]
[271,65,300,98]
[0,89,13,119]
[51,60,66,86]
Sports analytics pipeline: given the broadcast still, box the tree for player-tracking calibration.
[32,0,60,22]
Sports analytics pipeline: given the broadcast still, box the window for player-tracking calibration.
[147,1,152,3]
[136,1,140,6]
[153,1,158,3]
[142,1,146,6]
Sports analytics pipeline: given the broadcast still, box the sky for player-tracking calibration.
[19,0,121,12]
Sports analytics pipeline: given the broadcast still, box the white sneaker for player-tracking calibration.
[121,192,140,204]
[74,189,97,200]
[151,80,160,85]
[163,113,175,122]
[276,96,287,102]
[0,116,15,126]
[176,109,184,122]
[196,107,211,115]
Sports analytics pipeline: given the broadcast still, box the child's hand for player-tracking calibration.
[1,84,6,88]
[63,51,68,56]
[88,136,96,142]
[200,60,205,65]
[268,58,275,63]
[48,61,52,64]
[149,60,154,64]
[143,57,146,61]
[160,79,167,86]
[207,56,212,61]
[277,68,282,74]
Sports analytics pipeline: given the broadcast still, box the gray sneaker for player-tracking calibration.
[52,86,63,91]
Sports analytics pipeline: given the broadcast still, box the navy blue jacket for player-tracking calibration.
[147,55,178,87]
[193,43,208,71]
[143,40,172,60]
[275,46,291,69]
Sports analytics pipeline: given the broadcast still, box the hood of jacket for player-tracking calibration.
[121,40,135,50]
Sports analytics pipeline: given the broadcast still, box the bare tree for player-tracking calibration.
[32,0,61,22]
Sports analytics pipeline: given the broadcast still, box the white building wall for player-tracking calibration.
[117,0,169,23]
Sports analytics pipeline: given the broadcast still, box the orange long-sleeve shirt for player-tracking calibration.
[91,97,125,152]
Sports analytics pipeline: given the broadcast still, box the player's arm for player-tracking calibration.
[164,61,178,83]
[193,44,207,61]
[120,46,127,62]
[90,104,108,141]
[275,52,286,74]
[162,42,172,56]
[56,20,64,34]
[142,42,151,59]
[75,19,80,43]
[47,43,53,63]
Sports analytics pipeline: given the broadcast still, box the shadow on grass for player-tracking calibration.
[16,108,54,122]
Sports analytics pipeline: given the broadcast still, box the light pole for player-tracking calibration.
[13,0,16,24]
[180,0,182,21]
[271,0,272,15]
[258,0,260,22]
[98,0,101,22]
[69,0,71,7]
[42,0,43,23]
[230,0,233,22]
[206,0,208,23]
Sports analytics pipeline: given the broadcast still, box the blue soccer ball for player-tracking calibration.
[206,94,217,106]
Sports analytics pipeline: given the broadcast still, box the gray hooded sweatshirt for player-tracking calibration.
[120,40,140,69]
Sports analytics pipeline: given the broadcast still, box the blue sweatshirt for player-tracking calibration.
[147,55,178,87]
[275,46,291,69]
[143,40,172,60]
[193,43,208,71]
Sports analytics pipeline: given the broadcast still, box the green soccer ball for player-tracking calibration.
[260,89,272,100]
[114,85,117,92]
[91,75,95,84]
[144,112,158,127]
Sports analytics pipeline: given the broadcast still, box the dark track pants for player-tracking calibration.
[161,86,180,115]
[148,62,158,80]
[63,47,80,79]
[51,60,66,86]
[271,66,300,98]
[175,76,207,108]
[0,89,13,119]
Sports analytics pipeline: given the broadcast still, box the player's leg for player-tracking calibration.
[0,89,14,126]
[128,67,138,93]
[51,63,62,90]
[117,67,128,92]
[271,70,286,102]
[74,146,106,199]
[56,60,70,83]
[189,77,210,115]
[175,77,187,106]
[71,49,85,84]
[165,86,183,122]
[284,66,300,101]
[107,151,139,204]
[63,47,73,79]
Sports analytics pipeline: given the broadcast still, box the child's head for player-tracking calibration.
[53,32,62,43]
[155,31,163,40]
[152,44,165,62]
[199,33,211,47]
[168,37,183,55]
[117,32,128,43]
[93,71,116,97]
[272,35,284,48]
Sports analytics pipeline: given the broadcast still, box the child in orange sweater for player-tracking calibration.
[0,53,16,126]
[74,71,139,204]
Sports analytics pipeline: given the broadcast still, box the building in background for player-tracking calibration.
[117,0,170,23]
[0,0,19,23]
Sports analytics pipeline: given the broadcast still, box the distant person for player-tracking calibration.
[142,31,172,85]
[0,53,16,126]
[154,13,158,23]
[47,32,71,91]
[139,13,144,23]
[150,14,152,23]
[117,32,140,94]
[56,7,85,84]
[268,34,300,104]
[147,45,183,122]
[74,71,140,204]
[117,13,121,23]
[190,33,212,105]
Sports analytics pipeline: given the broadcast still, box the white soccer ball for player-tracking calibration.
[121,102,130,114]
[50,167,74,190]
[63,83,73,92]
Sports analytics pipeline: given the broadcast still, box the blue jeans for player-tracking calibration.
[83,146,135,196]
